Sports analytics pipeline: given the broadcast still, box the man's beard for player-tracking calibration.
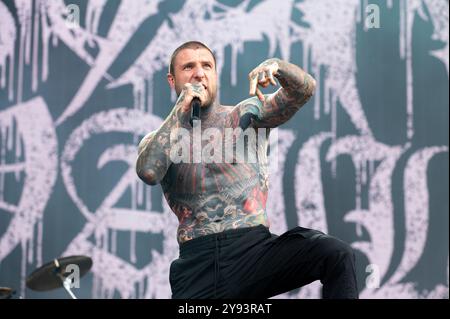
[174,83,216,108]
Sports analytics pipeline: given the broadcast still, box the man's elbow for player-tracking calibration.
[296,77,316,106]
[306,76,317,98]
[136,167,160,186]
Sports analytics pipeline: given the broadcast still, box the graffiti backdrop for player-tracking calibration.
[0,0,448,298]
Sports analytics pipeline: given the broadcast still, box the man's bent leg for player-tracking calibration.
[227,227,359,299]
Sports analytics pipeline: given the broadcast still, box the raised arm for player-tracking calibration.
[136,83,207,185]
[228,58,316,129]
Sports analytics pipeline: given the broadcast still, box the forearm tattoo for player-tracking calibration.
[136,95,189,185]
[242,58,316,128]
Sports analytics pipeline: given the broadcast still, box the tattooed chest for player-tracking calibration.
[163,162,259,195]
[160,108,271,242]
[162,167,270,243]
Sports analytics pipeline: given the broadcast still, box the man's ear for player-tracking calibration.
[167,73,175,89]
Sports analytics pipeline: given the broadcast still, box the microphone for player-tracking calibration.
[190,97,201,127]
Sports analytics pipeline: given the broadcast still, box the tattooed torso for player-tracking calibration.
[136,58,316,244]
[161,102,271,244]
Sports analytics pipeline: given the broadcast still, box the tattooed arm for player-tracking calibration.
[136,83,207,185]
[136,130,166,185]
[228,58,316,129]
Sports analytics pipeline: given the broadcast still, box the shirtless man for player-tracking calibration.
[136,41,358,299]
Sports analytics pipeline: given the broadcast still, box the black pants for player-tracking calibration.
[170,224,358,299]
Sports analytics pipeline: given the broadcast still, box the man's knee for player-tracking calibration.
[319,235,355,264]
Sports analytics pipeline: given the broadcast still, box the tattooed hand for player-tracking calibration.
[248,58,280,102]
[174,83,208,125]
[230,58,316,129]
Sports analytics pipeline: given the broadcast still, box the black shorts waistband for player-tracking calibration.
[179,224,268,258]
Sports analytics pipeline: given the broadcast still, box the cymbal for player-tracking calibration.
[0,287,14,299]
[26,255,92,292]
